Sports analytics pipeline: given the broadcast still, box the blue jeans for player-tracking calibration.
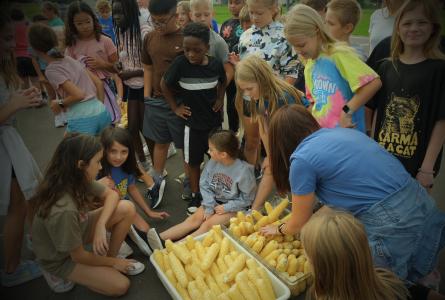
[357,177,445,283]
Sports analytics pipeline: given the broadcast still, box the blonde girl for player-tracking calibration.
[367,0,445,194]
[176,1,191,28]
[301,211,408,300]
[284,4,381,133]
[234,0,304,171]
[235,54,306,210]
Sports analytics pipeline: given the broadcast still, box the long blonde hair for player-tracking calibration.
[301,211,409,300]
[0,12,21,89]
[391,0,445,61]
[284,4,353,56]
[235,54,302,122]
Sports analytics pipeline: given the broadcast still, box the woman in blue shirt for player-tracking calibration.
[261,104,445,299]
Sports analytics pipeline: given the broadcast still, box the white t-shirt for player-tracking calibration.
[368,7,395,53]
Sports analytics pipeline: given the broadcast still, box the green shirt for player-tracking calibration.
[48,17,64,27]
[31,181,105,278]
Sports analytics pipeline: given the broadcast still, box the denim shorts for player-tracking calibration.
[357,177,445,284]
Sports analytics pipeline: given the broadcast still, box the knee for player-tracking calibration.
[108,277,130,296]
[117,201,136,219]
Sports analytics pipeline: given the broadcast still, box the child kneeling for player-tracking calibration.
[147,130,256,248]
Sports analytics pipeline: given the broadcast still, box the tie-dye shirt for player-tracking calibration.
[238,21,303,81]
[305,49,378,132]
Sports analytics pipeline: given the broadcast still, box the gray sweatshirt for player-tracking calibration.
[200,158,257,215]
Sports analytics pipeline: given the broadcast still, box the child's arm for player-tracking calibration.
[0,88,42,123]
[86,69,105,102]
[340,77,382,128]
[200,162,217,218]
[160,78,190,118]
[49,80,86,114]
[85,52,119,74]
[212,74,227,113]
[127,184,169,219]
[417,120,445,189]
[143,63,153,98]
[223,62,234,85]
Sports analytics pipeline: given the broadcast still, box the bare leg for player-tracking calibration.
[132,213,150,232]
[153,143,169,178]
[67,263,130,296]
[128,100,145,163]
[160,207,206,241]
[190,212,235,237]
[3,179,27,273]
[137,165,155,188]
[242,116,260,165]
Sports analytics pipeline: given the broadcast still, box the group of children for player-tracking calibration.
[1,0,445,298]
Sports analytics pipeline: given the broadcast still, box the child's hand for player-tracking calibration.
[13,87,43,110]
[174,104,191,120]
[212,98,224,112]
[113,258,138,274]
[260,224,279,236]
[98,176,116,189]
[85,56,105,70]
[228,52,240,66]
[416,170,434,191]
[339,112,356,128]
[148,210,170,220]
[49,99,63,114]
[93,224,109,256]
[214,205,225,214]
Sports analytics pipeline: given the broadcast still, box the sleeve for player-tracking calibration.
[331,50,379,93]
[45,65,69,90]
[199,161,217,215]
[238,31,249,59]
[215,35,229,63]
[278,38,304,80]
[289,157,317,196]
[102,35,117,57]
[436,64,445,120]
[46,211,83,253]
[163,57,183,87]
[128,174,136,186]
[223,164,257,213]
[141,33,152,65]
[89,181,106,197]
[140,23,151,39]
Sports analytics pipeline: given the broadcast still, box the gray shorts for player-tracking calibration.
[143,98,185,149]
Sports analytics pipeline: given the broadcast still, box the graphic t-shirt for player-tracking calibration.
[98,16,116,44]
[305,49,378,132]
[110,167,136,199]
[163,55,226,130]
[220,18,243,53]
[367,59,445,176]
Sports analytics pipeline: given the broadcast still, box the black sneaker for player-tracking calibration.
[145,179,166,209]
[128,225,152,256]
[186,193,202,215]
[181,177,192,201]
[146,228,165,250]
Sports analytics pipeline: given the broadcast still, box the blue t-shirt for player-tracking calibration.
[110,167,135,199]
[98,16,116,44]
[211,19,219,33]
[289,128,410,215]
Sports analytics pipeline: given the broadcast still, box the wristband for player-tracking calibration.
[278,223,285,235]
[57,98,65,108]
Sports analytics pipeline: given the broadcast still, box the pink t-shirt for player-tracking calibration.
[45,56,96,101]
[65,35,117,79]
[14,21,30,58]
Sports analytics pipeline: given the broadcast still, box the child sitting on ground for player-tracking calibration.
[146,130,257,249]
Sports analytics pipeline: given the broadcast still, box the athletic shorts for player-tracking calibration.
[184,126,219,166]
[66,99,111,136]
[143,98,185,148]
[125,85,144,102]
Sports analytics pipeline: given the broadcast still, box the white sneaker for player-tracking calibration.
[146,228,164,250]
[117,241,133,259]
[41,269,75,293]
[167,143,177,158]
[126,261,145,276]
[54,113,65,128]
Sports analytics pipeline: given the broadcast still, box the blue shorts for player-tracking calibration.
[357,177,445,284]
[66,99,112,135]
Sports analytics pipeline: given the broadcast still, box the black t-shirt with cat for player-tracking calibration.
[367,59,445,177]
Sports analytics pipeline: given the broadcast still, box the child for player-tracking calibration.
[161,22,227,215]
[220,0,245,134]
[30,134,145,295]
[176,1,191,28]
[96,0,116,44]
[299,0,328,18]
[367,0,445,192]
[28,23,111,136]
[238,5,252,31]
[0,12,43,287]
[112,0,154,183]
[98,127,169,256]
[235,54,305,210]
[235,0,304,174]
[147,130,256,246]
[301,211,408,300]
[64,1,121,124]
[325,0,367,61]
[284,4,381,133]
[142,0,186,201]
[41,1,65,49]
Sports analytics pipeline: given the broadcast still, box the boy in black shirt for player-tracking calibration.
[161,22,227,214]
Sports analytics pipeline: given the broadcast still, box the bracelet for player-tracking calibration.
[277,223,285,235]
[418,169,435,175]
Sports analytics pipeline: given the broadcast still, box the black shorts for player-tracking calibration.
[16,57,37,77]
[126,85,144,102]
[184,126,219,166]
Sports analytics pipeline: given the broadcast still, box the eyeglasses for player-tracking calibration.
[150,14,175,29]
